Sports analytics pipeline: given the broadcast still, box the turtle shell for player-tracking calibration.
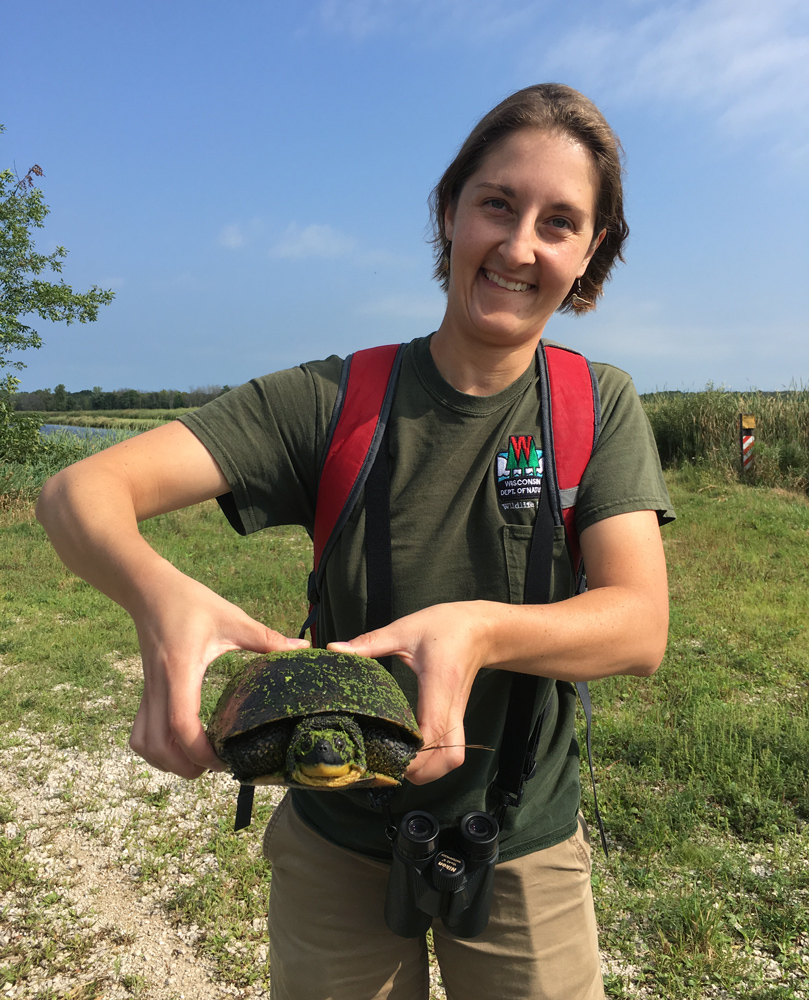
[206,649,423,789]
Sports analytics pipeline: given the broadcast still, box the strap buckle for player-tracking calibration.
[492,787,523,829]
[368,787,398,842]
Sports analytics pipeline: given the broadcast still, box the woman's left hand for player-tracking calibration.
[328,603,486,784]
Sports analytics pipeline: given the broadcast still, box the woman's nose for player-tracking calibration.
[500,219,538,268]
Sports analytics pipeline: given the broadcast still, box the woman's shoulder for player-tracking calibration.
[589,358,634,384]
[540,339,639,416]
[589,360,641,424]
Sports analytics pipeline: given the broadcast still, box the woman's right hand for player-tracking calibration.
[128,564,309,778]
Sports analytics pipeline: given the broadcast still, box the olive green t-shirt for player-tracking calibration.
[181,335,674,861]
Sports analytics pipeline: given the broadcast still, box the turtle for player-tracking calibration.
[206,649,423,789]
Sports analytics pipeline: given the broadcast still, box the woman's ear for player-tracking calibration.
[444,204,455,243]
[579,228,607,277]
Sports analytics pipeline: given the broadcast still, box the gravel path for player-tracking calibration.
[5,654,800,999]
[1,724,263,999]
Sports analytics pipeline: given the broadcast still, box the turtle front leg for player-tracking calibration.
[221,718,294,784]
[364,723,421,784]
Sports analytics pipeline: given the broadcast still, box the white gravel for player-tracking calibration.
[1,721,274,999]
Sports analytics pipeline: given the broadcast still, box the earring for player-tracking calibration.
[571,278,592,307]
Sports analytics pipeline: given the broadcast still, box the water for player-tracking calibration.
[40,423,118,438]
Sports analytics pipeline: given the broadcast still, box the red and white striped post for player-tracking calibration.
[739,414,756,475]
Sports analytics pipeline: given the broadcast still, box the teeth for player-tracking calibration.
[484,270,531,292]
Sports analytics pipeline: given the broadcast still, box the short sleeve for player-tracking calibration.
[575,363,675,535]
[178,356,344,535]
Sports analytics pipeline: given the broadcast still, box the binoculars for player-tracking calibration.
[384,809,499,939]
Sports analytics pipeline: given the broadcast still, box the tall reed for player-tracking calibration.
[642,386,809,492]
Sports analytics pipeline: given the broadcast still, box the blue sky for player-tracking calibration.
[2,0,807,394]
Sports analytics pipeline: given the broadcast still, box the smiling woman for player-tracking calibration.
[434,130,606,386]
[37,83,673,1000]
[430,82,629,311]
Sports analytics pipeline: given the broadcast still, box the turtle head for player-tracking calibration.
[287,714,368,787]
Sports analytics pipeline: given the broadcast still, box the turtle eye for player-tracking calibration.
[333,736,345,751]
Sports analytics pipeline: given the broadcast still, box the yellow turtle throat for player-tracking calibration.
[292,761,367,787]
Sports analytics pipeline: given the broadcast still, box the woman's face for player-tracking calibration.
[442,128,605,351]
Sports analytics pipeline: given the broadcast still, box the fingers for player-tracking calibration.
[130,641,223,776]
[405,723,467,785]
[405,666,470,784]
[130,696,215,779]
[327,627,404,661]
[131,592,311,779]
[330,607,481,785]
[228,613,311,658]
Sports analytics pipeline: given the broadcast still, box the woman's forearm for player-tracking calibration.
[36,460,178,616]
[470,585,667,682]
[35,421,231,614]
[475,510,669,681]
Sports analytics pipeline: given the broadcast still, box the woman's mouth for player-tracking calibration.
[483,269,533,293]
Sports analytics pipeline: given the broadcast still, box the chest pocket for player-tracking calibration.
[501,522,573,605]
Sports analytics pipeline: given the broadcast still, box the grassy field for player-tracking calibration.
[1,468,807,997]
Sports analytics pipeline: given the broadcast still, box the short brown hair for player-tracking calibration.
[430,83,629,314]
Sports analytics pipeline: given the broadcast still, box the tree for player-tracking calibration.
[53,383,68,411]
[1,123,115,460]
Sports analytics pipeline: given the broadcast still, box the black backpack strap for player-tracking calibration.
[364,425,393,673]
[494,345,608,855]
[492,467,554,826]
[576,679,608,855]
[234,783,255,831]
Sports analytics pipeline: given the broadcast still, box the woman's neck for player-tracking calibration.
[429,327,542,396]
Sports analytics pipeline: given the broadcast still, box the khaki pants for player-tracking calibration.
[263,793,605,1000]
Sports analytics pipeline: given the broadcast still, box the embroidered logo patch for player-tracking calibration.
[496,434,543,510]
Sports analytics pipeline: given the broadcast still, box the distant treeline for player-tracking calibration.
[12,384,235,412]
[8,383,809,496]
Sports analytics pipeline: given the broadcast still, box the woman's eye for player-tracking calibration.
[485,198,509,211]
[550,217,571,230]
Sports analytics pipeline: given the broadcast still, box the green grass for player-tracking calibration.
[1,465,808,997]
[587,467,809,998]
[0,499,310,751]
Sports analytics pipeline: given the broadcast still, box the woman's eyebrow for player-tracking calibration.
[472,182,516,197]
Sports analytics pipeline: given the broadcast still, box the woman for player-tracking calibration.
[37,84,674,999]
